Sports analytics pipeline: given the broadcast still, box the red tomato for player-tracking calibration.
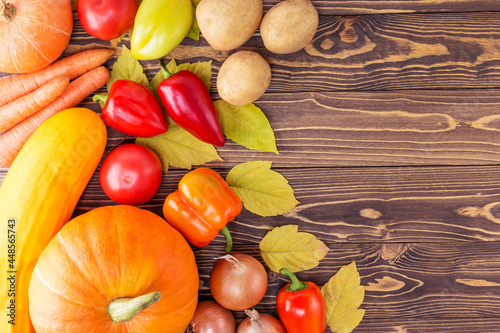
[77,0,138,40]
[99,144,162,206]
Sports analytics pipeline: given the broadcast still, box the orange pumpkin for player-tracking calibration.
[28,205,199,333]
[0,0,73,73]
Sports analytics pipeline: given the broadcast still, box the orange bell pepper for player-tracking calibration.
[163,168,242,251]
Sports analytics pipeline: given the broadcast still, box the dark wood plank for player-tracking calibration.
[255,12,500,93]
[264,0,500,15]
[195,242,500,323]
[346,317,500,333]
[225,89,500,167]
[226,165,500,244]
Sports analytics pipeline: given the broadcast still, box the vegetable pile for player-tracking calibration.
[0,0,367,332]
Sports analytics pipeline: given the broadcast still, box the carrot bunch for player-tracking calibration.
[0,48,114,167]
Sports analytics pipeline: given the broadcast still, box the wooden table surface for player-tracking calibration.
[3,1,500,332]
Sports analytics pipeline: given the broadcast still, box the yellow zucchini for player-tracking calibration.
[0,108,107,332]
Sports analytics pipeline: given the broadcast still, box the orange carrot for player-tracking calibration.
[0,66,110,167]
[0,77,70,134]
[0,48,114,107]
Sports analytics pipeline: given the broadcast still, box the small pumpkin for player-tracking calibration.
[0,0,73,73]
[28,205,199,333]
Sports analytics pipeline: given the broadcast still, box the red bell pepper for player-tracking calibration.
[276,268,327,333]
[101,79,168,138]
[157,60,225,147]
[163,168,242,251]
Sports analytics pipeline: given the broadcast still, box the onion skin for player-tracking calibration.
[210,254,269,311]
[188,301,236,333]
[237,309,287,333]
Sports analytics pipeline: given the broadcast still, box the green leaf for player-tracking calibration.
[136,122,222,170]
[186,0,202,41]
[226,161,299,216]
[107,45,149,92]
[259,225,329,273]
[321,262,366,333]
[214,100,278,154]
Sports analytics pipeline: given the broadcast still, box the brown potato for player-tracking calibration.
[196,0,263,51]
[217,51,271,106]
[260,0,319,54]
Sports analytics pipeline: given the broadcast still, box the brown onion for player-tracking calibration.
[237,309,287,333]
[188,300,236,332]
[210,254,268,311]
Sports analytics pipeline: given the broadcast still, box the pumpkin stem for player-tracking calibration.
[0,0,16,23]
[107,292,161,323]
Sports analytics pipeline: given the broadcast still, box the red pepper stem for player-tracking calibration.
[92,93,108,105]
[221,226,233,253]
[159,59,174,79]
[280,268,308,292]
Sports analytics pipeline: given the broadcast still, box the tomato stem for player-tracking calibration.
[280,268,308,292]
[221,226,233,253]
[0,0,16,22]
[107,291,161,323]
[159,59,174,79]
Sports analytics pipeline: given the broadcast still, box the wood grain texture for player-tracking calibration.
[232,89,500,166]
[263,0,500,15]
[353,317,500,333]
[194,242,500,324]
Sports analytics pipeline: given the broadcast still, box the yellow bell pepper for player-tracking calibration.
[131,0,194,60]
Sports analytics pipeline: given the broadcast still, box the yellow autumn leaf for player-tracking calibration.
[226,161,298,217]
[107,45,149,92]
[321,261,365,333]
[259,225,328,273]
[214,100,278,154]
